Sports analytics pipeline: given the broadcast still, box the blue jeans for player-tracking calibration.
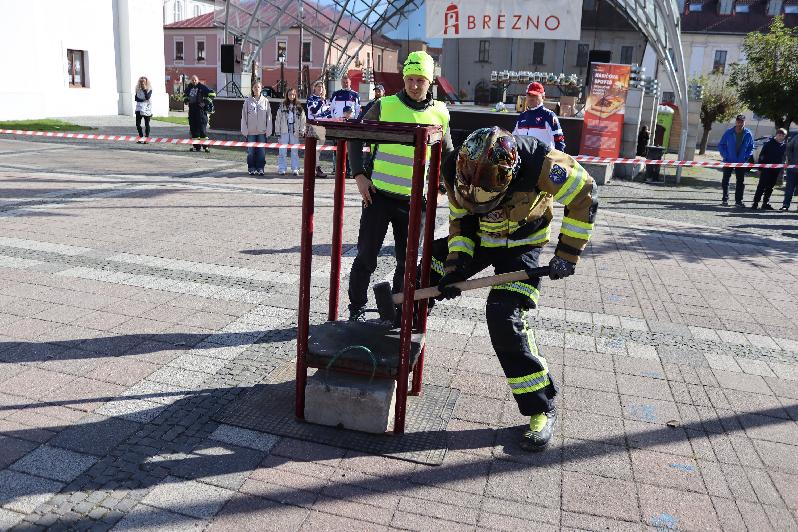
[784,169,798,208]
[246,134,266,172]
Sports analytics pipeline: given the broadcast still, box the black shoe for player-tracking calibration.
[348,308,367,322]
[762,204,774,211]
[750,203,758,210]
[735,201,745,208]
[315,166,327,178]
[519,409,557,452]
[780,206,789,211]
[203,146,210,153]
[721,199,729,206]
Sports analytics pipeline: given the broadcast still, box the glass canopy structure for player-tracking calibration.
[215,0,689,161]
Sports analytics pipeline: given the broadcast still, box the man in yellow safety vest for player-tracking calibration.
[346,51,453,322]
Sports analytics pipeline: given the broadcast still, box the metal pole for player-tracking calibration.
[295,135,318,420]
[412,135,442,396]
[394,127,428,433]
[297,0,304,96]
[328,139,347,321]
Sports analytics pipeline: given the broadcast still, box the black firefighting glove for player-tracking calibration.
[436,270,466,300]
[548,256,575,280]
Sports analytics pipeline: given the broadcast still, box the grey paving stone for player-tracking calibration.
[10,444,98,482]
[140,477,234,519]
[110,503,205,531]
[208,424,279,453]
[0,508,25,530]
[0,469,64,513]
[0,435,39,469]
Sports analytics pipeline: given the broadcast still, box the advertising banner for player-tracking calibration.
[426,0,582,40]
[579,63,631,158]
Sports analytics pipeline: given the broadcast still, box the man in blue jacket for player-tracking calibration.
[717,114,754,207]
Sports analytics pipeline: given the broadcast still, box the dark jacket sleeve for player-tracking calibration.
[348,101,382,178]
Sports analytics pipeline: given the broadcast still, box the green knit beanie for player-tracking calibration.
[402,51,435,81]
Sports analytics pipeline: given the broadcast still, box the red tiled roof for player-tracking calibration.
[164,13,216,29]
[164,5,400,51]
[682,0,798,33]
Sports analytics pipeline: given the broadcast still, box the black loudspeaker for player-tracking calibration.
[220,44,242,74]
[586,50,612,85]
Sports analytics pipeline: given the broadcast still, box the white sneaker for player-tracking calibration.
[278,170,286,175]
[293,169,300,176]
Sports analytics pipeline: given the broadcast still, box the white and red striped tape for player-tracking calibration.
[1,129,797,169]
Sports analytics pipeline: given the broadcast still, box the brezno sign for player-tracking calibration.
[426,0,582,40]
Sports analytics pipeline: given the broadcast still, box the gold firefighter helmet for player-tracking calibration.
[454,126,519,214]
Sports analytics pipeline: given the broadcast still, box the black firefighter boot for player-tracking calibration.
[519,409,557,452]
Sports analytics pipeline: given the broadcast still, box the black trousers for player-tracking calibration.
[721,167,746,203]
[347,191,422,312]
[135,112,151,137]
[428,237,557,416]
[753,169,780,205]
[188,104,208,149]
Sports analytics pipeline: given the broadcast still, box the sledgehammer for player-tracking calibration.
[372,266,551,323]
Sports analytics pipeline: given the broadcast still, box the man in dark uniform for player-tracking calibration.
[183,75,216,152]
[431,126,598,451]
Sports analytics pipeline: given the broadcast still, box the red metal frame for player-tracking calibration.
[295,120,443,434]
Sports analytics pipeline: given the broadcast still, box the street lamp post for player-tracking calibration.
[297,0,304,97]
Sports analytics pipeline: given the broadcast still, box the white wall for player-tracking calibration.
[0,0,167,120]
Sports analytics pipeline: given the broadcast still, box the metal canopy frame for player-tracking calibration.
[605,0,690,173]
[215,0,423,80]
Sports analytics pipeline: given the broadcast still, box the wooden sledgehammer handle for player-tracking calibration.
[392,266,551,305]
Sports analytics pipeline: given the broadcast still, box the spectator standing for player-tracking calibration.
[240,81,273,176]
[717,114,754,207]
[783,132,798,211]
[329,73,361,118]
[752,128,787,210]
[636,125,650,157]
[512,82,565,151]
[306,81,330,178]
[358,84,384,119]
[275,87,306,176]
[134,76,152,143]
[183,75,216,152]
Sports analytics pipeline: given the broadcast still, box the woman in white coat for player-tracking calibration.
[240,82,273,175]
[275,87,306,175]
[134,76,153,143]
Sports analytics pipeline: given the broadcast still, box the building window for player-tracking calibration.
[302,40,311,63]
[276,40,287,63]
[377,54,383,71]
[532,42,545,65]
[620,46,634,64]
[196,39,205,62]
[662,91,675,103]
[174,0,183,21]
[576,43,589,67]
[175,39,184,61]
[668,47,678,70]
[735,3,750,13]
[478,40,490,62]
[67,49,86,87]
[688,2,703,12]
[713,50,728,73]
[786,6,798,14]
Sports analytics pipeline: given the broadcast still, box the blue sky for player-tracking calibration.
[382,3,442,46]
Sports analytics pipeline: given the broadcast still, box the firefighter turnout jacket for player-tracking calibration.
[442,136,598,273]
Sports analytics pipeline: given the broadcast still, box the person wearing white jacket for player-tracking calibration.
[275,87,306,175]
[240,82,273,175]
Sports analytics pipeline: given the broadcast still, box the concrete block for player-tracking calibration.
[304,370,397,434]
[582,162,614,185]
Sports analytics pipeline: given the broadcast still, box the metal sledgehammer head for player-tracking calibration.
[373,282,397,322]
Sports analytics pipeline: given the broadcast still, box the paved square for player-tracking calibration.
[0,135,797,530]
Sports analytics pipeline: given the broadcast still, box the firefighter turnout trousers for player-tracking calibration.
[428,237,557,415]
[348,191,424,313]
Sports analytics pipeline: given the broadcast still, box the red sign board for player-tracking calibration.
[579,63,631,158]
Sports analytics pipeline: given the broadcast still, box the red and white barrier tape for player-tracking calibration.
[2,129,797,169]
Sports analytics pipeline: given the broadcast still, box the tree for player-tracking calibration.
[729,16,798,130]
[695,73,745,154]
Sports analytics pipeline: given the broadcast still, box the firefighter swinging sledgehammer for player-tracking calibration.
[429,127,599,451]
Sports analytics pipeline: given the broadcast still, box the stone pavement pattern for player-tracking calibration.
[0,135,797,531]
